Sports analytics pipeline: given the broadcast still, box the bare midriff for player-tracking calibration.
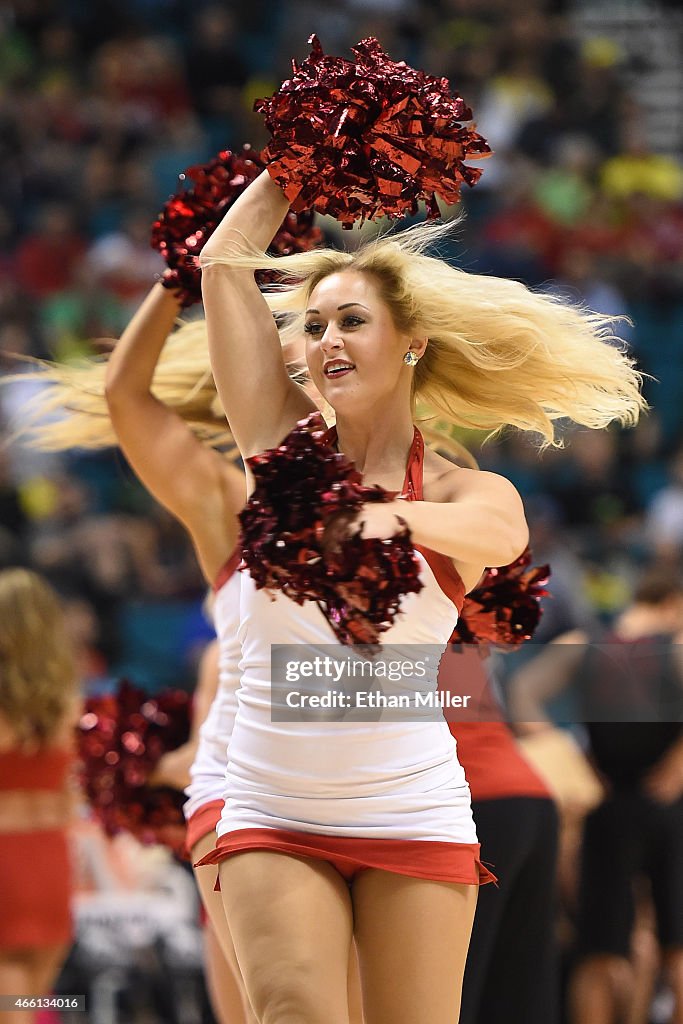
[0,788,71,832]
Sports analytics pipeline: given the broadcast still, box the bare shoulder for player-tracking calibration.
[422,448,521,505]
[421,447,464,500]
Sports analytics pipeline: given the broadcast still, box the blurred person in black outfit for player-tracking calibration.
[509,569,683,1024]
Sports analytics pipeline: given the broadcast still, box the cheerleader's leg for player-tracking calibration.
[219,850,354,1024]
[192,832,258,1024]
[352,870,478,1024]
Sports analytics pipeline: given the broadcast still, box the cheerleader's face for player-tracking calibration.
[304,271,412,412]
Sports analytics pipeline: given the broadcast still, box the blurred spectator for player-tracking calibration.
[545,246,630,332]
[621,415,669,511]
[184,6,250,143]
[15,204,86,299]
[476,48,554,189]
[533,135,597,227]
[601,125,683,203]
[0,5,682,1020]
[39,276,128,363]
[481,54,554,152]
[564,38,625,157]
[509,568,683,1024]
[36,20,84,86]
[61,594,110,690]
[546,430,639,537]
[476,161,556,283]
[86,207,165,310]
[91,34,190,125]
[645,444,683,562]
[524,493,598,642]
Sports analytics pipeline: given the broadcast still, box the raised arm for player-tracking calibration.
[200,171,316,462]
[104,283,244,584]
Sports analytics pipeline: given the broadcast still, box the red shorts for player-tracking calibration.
[196,827,496,886]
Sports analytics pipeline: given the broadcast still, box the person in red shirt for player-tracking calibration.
[15,204,85,299]
[0,569,80,1022]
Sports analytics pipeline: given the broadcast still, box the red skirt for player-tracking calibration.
[0,829,72,949]
[197,827,496,886]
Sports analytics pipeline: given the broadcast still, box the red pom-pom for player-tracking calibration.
[452,549,551,647]
[255,35,491,227]
[150,145,322,307]
[77,681,191,853]
[239,412,423,646]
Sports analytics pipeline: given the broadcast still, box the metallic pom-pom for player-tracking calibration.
[239,412,423,647]
[151,145,322,306]
[255,35,491,227]
[452,549,551,647]
[77,681,191,854]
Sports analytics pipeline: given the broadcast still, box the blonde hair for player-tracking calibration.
[10,320,233,452]
[201,219,645,445]
[0,568,76,748]
[8,220,644,456]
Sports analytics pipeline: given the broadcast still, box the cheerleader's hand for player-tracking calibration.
[148,742,195,792]
[356,501,407,541]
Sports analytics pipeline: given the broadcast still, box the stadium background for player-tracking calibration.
[1,1,682,1021]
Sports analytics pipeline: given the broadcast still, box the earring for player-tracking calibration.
[403,350,419,367]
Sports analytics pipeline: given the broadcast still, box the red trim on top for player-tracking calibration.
[414,545,465,613]
[212,547,241,593]
[326,424,466,613]
[402,427,424,501]
[402,428,465,613]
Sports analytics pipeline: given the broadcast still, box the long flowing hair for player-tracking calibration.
[7,220,644,457]
[8,324,476,466]
[0,569,76,748]
[8,320,233,452]
[199,218,645,445]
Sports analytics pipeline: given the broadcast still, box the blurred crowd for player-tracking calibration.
[1,0,682,682]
